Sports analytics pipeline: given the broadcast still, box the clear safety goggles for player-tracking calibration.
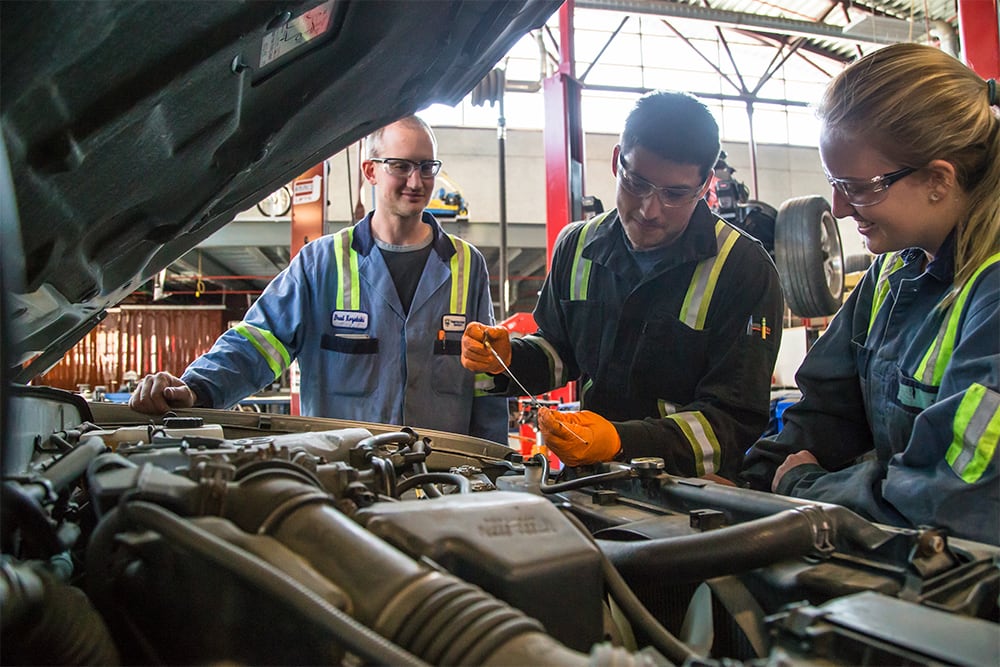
[617,154,706,208]
[825,166,917,207]
[370,158,442,179]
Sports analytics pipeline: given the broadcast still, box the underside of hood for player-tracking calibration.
[0,0,559,380]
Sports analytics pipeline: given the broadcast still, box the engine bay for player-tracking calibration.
[2,386,997,665]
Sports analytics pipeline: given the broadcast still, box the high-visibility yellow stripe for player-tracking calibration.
[569,212,612,300]
[449,236,473,314]
[868,252,906,335]
[680,222,738,330]
[523,333,567,387]
[916,252,1000,386]
[657,399,678,417]
[947,383,1000,484]
[667,411,721,476]
[474,372,494,396]
[234,323,291,379]
[333,228,359,310]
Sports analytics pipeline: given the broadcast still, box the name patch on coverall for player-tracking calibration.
[442,314,467,332]
[332,310,369,329]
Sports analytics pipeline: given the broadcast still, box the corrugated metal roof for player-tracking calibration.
[578,0,962,62]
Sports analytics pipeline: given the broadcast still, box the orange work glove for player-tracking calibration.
[461,322,511,374]
[537,407,621,467]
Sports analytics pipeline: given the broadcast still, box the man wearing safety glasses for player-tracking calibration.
[462,91,784,480]
[131,116,508,445]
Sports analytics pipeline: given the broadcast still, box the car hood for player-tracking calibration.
[0,0,558,380]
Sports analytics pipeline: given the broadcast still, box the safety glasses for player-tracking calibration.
[617,154,706,207]
[825,166,917,207]
[370,157,442,179]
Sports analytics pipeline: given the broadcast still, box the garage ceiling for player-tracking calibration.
[148,0,968,314]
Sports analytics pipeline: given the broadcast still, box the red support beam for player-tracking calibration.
[543,1,585,269]
[290,163,326,257]
[288,162,326,414]
[957,0,999,78]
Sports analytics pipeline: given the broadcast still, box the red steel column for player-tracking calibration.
[288,163,326,414]
[543,0,585,269]
[957,0,999,78]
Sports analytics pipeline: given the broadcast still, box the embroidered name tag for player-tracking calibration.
[442,314,467,332]
[332,310,369,329]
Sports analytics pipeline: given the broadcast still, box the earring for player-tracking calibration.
[930,193,940,202]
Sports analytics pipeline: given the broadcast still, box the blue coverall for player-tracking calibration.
[743,233,999,545]
[182,212,509,444]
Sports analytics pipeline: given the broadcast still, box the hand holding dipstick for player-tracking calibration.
[483,335,587,444]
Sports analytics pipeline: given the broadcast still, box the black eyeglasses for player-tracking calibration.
[370,157,442,179]
[617,154,706,207]
[825,166,918,207]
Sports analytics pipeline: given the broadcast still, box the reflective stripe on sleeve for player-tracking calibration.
[666,411,721,476]
[333,228,359,310]
[679,222,739,330]
[449,236,473,315]
[947,383,1000,484]
[233,323,291,380]
[474,372,495,396]
[522,333,568,387]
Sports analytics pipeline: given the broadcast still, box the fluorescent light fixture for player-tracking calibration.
[843,15,916,43]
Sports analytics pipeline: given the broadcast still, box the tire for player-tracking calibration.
[774,195,844,317]
[844,253,873,274]
[257,185,292,217]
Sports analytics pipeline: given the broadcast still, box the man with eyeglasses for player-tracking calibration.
[131,116,508,445]
[461,91,784,479]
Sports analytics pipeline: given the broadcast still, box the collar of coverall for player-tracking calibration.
[352,211,456,260]
[583,199,722,276]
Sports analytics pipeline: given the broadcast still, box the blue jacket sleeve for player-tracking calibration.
[181,249,312,408]
[754,264,1000,545]
[741,279,876,490]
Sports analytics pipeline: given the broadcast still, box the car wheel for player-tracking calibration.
[844,253,873,274]
[257,185,292,217]
[775,195,844,317]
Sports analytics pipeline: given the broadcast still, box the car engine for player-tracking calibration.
[2,386,998,666]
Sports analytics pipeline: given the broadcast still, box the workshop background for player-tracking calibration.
[39,0,997,404]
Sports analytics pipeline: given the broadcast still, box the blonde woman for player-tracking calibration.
[742,44,1000,545]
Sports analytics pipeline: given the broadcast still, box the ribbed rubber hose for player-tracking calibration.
[122,501,430,667]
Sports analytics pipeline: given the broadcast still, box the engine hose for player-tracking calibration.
[412,460,442,498]
[370,455,398,497]
[39,436,108,494]
[358,430,417,451]
[374,570,549,665]
[596,506,834,584]
[1,481,63,555]
[559,508,699,665]
[657,477,892,551]
[122,500,431,667]
[396,472,471,496]
[541,469,632,494]
[531,452,633,495]
[0,560,121,665]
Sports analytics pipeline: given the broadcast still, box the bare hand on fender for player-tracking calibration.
[538,408,621,467]
[461,322,511,374]
[129,372,197,415]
